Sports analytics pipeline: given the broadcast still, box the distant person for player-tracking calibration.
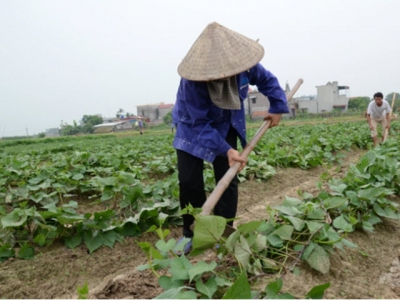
[366,92,391,146]
[138,116,144,135]
[172,22,288,254]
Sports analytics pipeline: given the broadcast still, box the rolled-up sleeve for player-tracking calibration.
[249,63,289,114]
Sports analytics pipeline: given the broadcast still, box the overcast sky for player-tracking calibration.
[1,0,399,136]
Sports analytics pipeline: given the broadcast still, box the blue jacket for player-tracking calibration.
[172,63,288,162]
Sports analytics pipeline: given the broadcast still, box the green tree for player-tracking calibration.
[385,92,400,112]
[116,108,124,118]
[163,111,172,125]
[347,96,370,111]
[81,115,103,134]
[60,123,81,136]
[82,115,103,125]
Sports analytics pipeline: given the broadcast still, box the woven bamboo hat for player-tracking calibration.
[178,22,264,81]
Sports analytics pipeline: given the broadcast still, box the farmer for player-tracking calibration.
[138,116,144,135]
[366,92,391,147]
[172,22,288,253]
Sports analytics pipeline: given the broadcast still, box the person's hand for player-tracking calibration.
[263,113,282,128]
[227,149,247,173]
[386,123,390,130]
[369,125,374,130]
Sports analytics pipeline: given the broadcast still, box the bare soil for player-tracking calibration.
[1,148,400,299]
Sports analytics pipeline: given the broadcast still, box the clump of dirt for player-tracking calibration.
[91,269,163,299]
[2,148,400,299]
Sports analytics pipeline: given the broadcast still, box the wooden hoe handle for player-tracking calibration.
[201,78,304,216]
[383,93,396,141]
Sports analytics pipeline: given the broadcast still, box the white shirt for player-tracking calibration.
[367,100,391,119]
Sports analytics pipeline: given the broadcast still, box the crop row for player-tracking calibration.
[0,120,397,260]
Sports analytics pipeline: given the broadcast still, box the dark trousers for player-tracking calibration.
[177,126,239,237]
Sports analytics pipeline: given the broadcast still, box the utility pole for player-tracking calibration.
[26,125,29,137]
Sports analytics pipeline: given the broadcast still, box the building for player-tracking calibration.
[245,87,271,119]
[136,102,174,123]
[292,81,350,116]
[45,128,60,137]
[93,120,133,134]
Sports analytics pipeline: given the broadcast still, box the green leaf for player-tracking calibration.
[305,282,330,299]
[274,205,303,216]
[0,205,6,215]
[149,246,163,260]
[189,261,217,282]
[65,235,82,249]
[102,230,118,248]
[28,177,44,185]
[97,177,117,186]
[301,242,316,260]
[77,282,89,299]
[84,231,104,254]
[1,209,27,228]
[56,214,85,225]
[33,233,46,246]
[342,238,357,248]
[158,275,171,290]
[170,256,191,281]
[100,186,114,201]
[329,183,347,195]
[176,290,198,299]
[225,229,241,252]
[118,221,141,237]
[192,215,226,251]
[265,278,283,298]
[271,225,293,240]
[154,287,185,299]
[0,245,15,262]
[196,277,217,299]
[234,235,252,271]
[237,220,264,234]
[222,272,251,299]
[156,238,176,253]
[286,216,305,231]
[72,173,84,181]
[332,215,353,232]
[136,264,150,271]
[357,151,376,172]
[172,237,191,254]
[282,196,304,206]
[17,243,35,260]
[158,276,185,290]
[362,221,374,232]
[307,208,326,220]
[247,233,268,252]
[323,197,348,210]
[305,244,330,274]
[266,234,283,247]
[373,203,400,219]
[137,241,151,254]
[346,191,360,206]
[306,221,324,234]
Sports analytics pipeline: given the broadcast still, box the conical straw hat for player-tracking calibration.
[178,22,264,81]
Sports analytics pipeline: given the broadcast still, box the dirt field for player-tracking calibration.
[1,148,400,299]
